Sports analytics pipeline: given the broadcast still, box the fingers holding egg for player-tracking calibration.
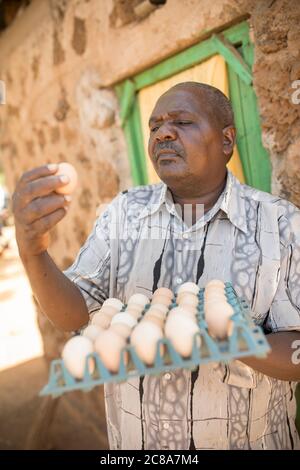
[54,162,78,195]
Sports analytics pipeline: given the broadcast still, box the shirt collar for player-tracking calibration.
[138,171,248,234]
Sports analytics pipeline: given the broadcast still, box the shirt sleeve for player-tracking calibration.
[266,203,300,332]
[63,193,123,315]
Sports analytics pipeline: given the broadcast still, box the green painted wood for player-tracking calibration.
[227,66,252,184]
[133,21,251,91]
[228,43,271,192]
[134,38,218,91]
[123,99,148,185]
[212,33,252,85]
[118,79,136,127]
[223,21,250,46]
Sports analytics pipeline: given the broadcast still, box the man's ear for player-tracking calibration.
[223,126,236,163]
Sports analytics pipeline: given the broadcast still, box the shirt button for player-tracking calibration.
[182,233,189,239]
[164,373,172,380]
[163,422,170,430]
[176,277,182,285]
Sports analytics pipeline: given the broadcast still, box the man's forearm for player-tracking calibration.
[21,251,89,331]
[240,331,300,381]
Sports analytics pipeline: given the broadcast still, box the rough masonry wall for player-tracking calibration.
[251,0,300,205]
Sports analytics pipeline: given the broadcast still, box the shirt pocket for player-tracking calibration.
[73,233,110,279]
[213,360,259,389]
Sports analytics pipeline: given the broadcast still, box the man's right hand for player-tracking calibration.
[12,164,71,258]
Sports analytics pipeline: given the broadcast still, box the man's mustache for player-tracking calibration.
[154,142,184,159]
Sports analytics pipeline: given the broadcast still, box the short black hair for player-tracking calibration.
[168,81,235,129]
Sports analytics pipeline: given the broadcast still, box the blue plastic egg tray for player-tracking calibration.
[40,283,270,397]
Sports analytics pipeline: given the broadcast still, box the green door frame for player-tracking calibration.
[115,21,271,192]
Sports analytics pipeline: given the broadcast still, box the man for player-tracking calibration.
[12,82,300,450]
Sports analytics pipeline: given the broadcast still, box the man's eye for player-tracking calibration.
[175,121,192,125]
[150,126,159,132]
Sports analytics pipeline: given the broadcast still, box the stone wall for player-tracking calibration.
[0,0,299,352]
[251,0,300,205]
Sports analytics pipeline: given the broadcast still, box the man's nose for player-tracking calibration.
[155,123,176,141]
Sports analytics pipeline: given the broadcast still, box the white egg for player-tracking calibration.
[102,298,124,311]
[205,279,225,289]
[148,303,169,316]
[110,322,132,339]
[204,285,225,294]
[62,336,94,379]
[91,312,112,329]
[97,305,120,318]
[177,292,199,308]
[95,330,127,373]
[165,314,201,358]
[152,287,174,301]
[204,286,226,295]
[151,294,172,307]
[204,301,234,340]
[82,324,103,342]
[128,293,150,307]
[180,304,198,317]
[55,162,78,195]
[204,291,227,302]
[177,282,199,296]
[168,306,197,322]
[130,322,163,365]
[110,312,137,329]
[126,302,144,313]
[143,314,164,329]
[124,306,142,320]
[146,307,166,320]
[204,300,233,316]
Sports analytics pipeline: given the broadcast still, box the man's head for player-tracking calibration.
[148,82,236,194]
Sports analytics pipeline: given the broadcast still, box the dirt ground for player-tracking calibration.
[0,226,108,450]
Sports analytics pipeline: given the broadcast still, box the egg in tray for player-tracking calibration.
[40,280,270,397]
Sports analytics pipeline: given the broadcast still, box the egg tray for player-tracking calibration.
[40,283,270,397]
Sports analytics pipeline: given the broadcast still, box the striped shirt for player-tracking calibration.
[64,171,300,450]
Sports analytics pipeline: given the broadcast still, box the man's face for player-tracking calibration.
[148,88,229,190]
